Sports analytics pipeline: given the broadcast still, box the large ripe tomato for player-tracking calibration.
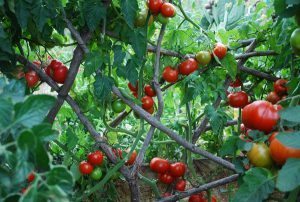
[270,135,300,165]
[189,194,206,202]
[27,172,35,183]
[247,143,273,168]
[79,161,94,175]
[125,149,137,166]
[150,157,170,173]
[230,78,242,87]
[158,172,174,184]
[161,3,176,17]
[141,95,154,110]
[227,91,249,108]
[144,84,156,97]
[52,65,68,84]
[170,162,186,177]
[266,91,281,104]
[290,28,300,55]
[273,79,288,96]
[128,82,138,92]
[148,0,163,14]
[242,100,280,133]
[195,51,211,66]
[87,151,104,166]
[175,179,186,191]
[162,66,178,83]
[178,58,199,75]
[25,70,40,88]
[112,99,126,113]
[213,43,227,59]
[90,167,103,180]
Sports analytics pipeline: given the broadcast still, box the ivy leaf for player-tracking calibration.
[221,53,237,80]
[279,106,300,123]
[84,51,104,77]
[120,0,138,28]
[82,0,106,31]
[276,158,300,192]
[276,132,300,149]
[232,168,275,202]
[94,74,114,102]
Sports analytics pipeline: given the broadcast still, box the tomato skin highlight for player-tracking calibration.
[79,161,94,175]
[175,179,186,191]
[273,79,288,96]
[227,91,249,108]
[170,162,186,177]
[162,66,179,83]
[266,91,281,104]
[87,151,104,166]
[150,157,170,173]
[161,3,176,17]
[179,58,199,75]
[144,84,156,97]
[247,143,273,168]
[213,43,227,59]
[141,96,154,110]
[25,70,40,88]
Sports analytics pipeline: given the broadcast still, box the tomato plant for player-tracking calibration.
[148,0,163,14]
[144,84,156,97]
[290,28,300,54]
[112,99,126,113]
[266,91,281,104]
[128,82,138,92]
[88,151,104,166]
[227,91,248,108]
[157,13,169,24]
[273,79,288,96]
[141,95,154,110]
[125,149,137,166]
[91,167,103,180]
[27,172,35,183]
[158,172,174,184]
[169,162,186,177]
[229,78,242,87]
[195,51,211,66]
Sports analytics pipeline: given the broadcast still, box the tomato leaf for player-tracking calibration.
[220,136,239,157]
[0,98,13,132]
[120,0,138,29]
[32,123,58,142]
[220,53,237,80]
[34,140,50,171]
[113,45,126,67]
[83,51,104,77]
[276,131,300,149]
[128,29,147,59]
[93,74,114,103]
[0,78,25,103]
[17,130,37,151]
[276,158,300,192]
[116,58,139,85]
[46,166,74,190]
[82,0,106,31]
[66,128,78,150]
[232,168,275,202]
[279,106,300,123]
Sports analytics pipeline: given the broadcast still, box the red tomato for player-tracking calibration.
[128,82,138,92]
[125,149,137,166]
[49,59,63,70]
[88,151,104,166]
[27,172,35,183]
[213,43,227,59]
[242,101,280,133]
[189,194,206,202]
[44,66,52,77]
[163,192,172,197]
[211,196,217,202]
[52,65,68,84]
[79,161,94,175]
[150,157,170,173]
[158,172,174,184]
[162,66,179,83]
[268,131,278,143]
[230,78,242,87]
[144,84,156,97]
[270,134,300,165]
[21,187,27,194]
[227,91,249,108]
[148,0,163,14]
[25,70,40,88]
[274,104,283,111]
[266,91,281,104]
[175,179,186,191]
[161,3,176,17]
[178,58,199,75]
[146,106,155,114]
[33,61,41,67]
[141,96,154,110]
[132,91,138,98]
[170,162,186,177]
[274,79,288,96]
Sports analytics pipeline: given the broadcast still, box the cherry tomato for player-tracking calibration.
[213,43,227,59]
[170,162,186,177]
[87,150,104,166]
[157,13,169,24]
[144,84,156,97]
[230,78,242,87]
[175,179,186,191]
[90,167,102,180]
[266,91,281,104]
[141,96,154,110]
[79,161,94,175]
[52,65,68,84]
[189,194,206,202]
[270,134,300,165]
[227,91,249,108]
[247,143,273,168]
[273,79,288,96]
[25,70,40,88]
[242,101,280,133]
[158,172,174,184]
[146,106,155,114]
[21,187,27,194]
[132,91,138,98]
[125,149,137,166]
[162,66,179,83]
[148,0,163,14]
[27,172,35,183]
[195,51,211,66]
[150,157,170,173]
[128,82,138,92]
[211,196,217,202]
[44,66,52,77]
[161,3,176,17]
[112,99,126,113]
[179,58,199,75]
[268,131,278,143]
[48,59,62,71]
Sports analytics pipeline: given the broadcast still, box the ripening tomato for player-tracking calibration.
[175,179,186,191]
[189,194,206,202]
[79,161,94,175]
[125,149,137,166]
[230,78,242,87]
[88,151,104,166]
[141,96,154,110]
[112,99,126,113]
[146,106,155,114]
[273,79,288,96]
[162,66,178,83]
[91,167,103,180]
[150,157,170,173]
[247,143,273,168]
[268,131,278,143]
[266,91,281,104]
[211,196,217,202]
[132,91,138,98]
[195,51,211,66]
[227,91,249,108]
[161,3,176,17]
[158,172,174,184]
[52,65,68,84]
[270,134,300,165]
[25,70,40,88]
[179,58,199,75]
[148,0,163,14]
[213,43,227,59]
[242,101,280,133]
[144,84,156,97]
[170,162,186,177]
[128,82,138,92]
[134,10,154,27]
[27,172,35,183]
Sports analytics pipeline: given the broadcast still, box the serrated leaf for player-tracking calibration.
[15,0,31,28]
[66,128,78,150]
[220,136,238,156]
[276,132,300,149]
[0,79,25,103]
[221,53,237,80]
[279,106,300,123]
[276,158,300,192]
[84,51,104,77]
[232,168,275,202]
[82,0,106,31]
[116,59,139,84]
[120,0,138,28]
[0,99,13,132]
[94,75,114,102]
[113,45,126,66]
[129,29,147,59]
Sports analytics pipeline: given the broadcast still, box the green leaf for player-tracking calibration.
[17,130,37,150]
[113,45,126,66]
[276,132,300,149]
[0,98,13,132]
[0,0,4,6]
[0,79,25,103]
[34,140,50,171]
[46,166,74,191]
[286,0,300,5]
[274,0,287,15]
[221,53,237,80]
[116,58,139,84]
[20,185,40,202]
[66,128,78,150]
[4,194,21,202]
[94,74,114,102]
[32,123,58,142]
[0,25,13,54]
[129,29,147,59]
[120,0,138,28]
[83,51,104,77]
[31,4,51,32]
[82,0,106,31]
[15,95,56,128]
[276,158,300,192]
[15,0,31,28]
[279,106,300,123]
[70,162,81,181]
[232,168,275,202]
[220,136,239,156]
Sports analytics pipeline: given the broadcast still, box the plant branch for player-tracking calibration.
[239,66,279,81]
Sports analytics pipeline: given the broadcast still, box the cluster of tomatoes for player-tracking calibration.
[162,43,227,83]
[147,0,176,25]
[112,148,138,166]
[21,172,36,194]
[79,151,104,180]
[266,79,288,104]
[25,59,69,88]
[188,192,217,202]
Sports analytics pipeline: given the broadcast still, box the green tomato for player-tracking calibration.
[135,11,154,27]
[195,51,212,66]
[91,168,102,180]
[295,12,300,26]
[157,13,169,25]
[290,28,300,55]
[247,143,273,168]
[111,99,126,113]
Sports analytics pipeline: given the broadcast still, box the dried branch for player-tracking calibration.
[235,50,278,60]
[239,66,279,82]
